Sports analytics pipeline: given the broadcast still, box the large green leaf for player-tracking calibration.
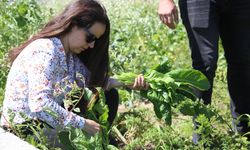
[160,102,172,125]
[177,99,196,116]
[83,88,94,101]
[176,84,198,101]
[166,69,210,90]
[152,58,172,74]
[145,69,164,79]
[152,101,163,119]
[114,72,137,85]
[58,131,76,150]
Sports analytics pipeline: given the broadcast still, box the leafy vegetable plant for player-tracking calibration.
[115,60,210,125]
[58,87,118,150]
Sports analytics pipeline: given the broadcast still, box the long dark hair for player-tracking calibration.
[9,0,110,87]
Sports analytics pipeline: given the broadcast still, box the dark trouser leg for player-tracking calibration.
[179,0,220,144]
[219,0,250,136]
[179,0,219,104]
[105,88,119,125]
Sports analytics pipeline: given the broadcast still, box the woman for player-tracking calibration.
[0,0,147,137]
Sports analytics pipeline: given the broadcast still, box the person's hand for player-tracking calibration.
[83,119,100,135]
[127,74,149,90]
[158,0,179,29]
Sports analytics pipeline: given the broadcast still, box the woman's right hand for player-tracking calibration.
[127,74,149,90]
[83,119,101,135]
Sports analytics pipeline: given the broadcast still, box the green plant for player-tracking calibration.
[57,86,118,150]
[115,60,210,125]
[3,109,50,149]
[193,114,250,149]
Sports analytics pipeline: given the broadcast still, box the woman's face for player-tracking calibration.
[67,22,106,54]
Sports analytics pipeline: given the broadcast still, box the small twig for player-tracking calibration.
[112,126,128,145]
[87,92,99,110]
[69,89,84,112]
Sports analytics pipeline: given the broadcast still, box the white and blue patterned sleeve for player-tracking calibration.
[27,49,85,129]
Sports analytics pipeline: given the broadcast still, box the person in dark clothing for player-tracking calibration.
[158,0,250,141]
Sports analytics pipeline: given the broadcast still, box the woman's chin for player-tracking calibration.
[71,49,85,54]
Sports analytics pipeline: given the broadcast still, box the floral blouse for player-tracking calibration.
[1,37,90,129]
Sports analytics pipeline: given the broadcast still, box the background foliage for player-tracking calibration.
[0,0,54,104]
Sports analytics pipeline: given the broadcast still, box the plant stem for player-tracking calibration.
[112,126,128,145]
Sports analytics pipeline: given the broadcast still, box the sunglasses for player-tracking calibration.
[84,28,97,44]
